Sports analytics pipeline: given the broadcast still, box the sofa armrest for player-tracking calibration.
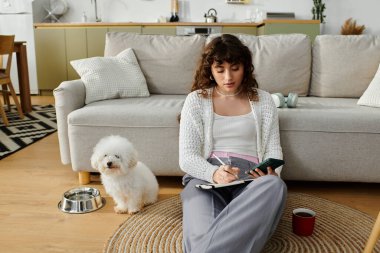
[53,80,86,164]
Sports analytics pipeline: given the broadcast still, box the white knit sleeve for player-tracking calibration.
[179,92,219,183]
[260,91,284,176]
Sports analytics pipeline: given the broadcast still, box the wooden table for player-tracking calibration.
[14,41,32,113]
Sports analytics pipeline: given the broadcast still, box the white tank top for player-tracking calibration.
[212,112,258,157]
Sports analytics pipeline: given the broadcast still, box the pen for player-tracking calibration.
[212,154,239,180]
[212,154,226,166]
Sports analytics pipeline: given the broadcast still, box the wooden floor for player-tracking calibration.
[0,96,379,253]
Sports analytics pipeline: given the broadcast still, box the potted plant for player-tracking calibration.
[312,0,326,23]
[341,18,366,35]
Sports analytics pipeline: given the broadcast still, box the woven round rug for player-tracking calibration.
[104,192,380,253]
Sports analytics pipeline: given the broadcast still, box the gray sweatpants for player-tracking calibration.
[181,158,287,253]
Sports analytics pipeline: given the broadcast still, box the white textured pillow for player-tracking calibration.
[71,48,149,104]
[358,64,380,108]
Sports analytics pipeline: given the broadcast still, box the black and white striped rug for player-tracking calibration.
[0,105,56,160]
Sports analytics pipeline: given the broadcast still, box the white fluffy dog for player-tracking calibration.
[91,135,159,214]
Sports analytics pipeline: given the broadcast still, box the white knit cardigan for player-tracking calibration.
[179,88,283,183]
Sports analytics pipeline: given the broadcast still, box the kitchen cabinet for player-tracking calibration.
[257,20,320,41]
[34,27,109,92]
[86,28,108,57]
[108,26,141,34]
[142,26,176,35]
[34,20,319,92]
[34,24,177,91]
[65,28,87,80]
[34,28,67,94]
[222,26,257,35]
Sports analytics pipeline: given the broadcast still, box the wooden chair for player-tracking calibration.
[363,211,380,253]
[0,35,24,126]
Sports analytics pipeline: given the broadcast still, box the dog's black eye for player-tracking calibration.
[115,155,120,159]
[104,154,107,157]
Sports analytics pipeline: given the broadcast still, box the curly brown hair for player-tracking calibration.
[192,34,259,101]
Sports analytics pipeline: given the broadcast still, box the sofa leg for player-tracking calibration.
[78,172,91,185]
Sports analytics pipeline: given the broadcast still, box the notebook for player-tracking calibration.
[195,178,254,190]
[195,158,284,190]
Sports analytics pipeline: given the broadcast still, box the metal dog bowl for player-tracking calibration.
[58,187,105,214]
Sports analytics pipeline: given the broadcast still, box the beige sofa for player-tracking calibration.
[54,32,380,184]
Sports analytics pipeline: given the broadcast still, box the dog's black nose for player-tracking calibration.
[107,161,113,168]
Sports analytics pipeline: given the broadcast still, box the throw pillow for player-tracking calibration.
[358,64,380,108]
[207,33,311,96]
[105,32,206,95]
[71,48,149,104]
[310,35,380,98]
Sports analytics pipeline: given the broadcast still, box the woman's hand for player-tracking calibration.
[213,165,240,184]
[248,167,278,178]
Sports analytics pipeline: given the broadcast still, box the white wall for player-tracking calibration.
[33,0,379,35]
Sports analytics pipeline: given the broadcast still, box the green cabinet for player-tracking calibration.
[108,26,141,34]
[142,26,176,35]
[34,21,319,93]
[65,28,87,80]
[35,27,110,92]
[34,29,67,93]
[222,26,257,35]
[258,21,320,41]
[34,25,178,92]
[87,28,108,57]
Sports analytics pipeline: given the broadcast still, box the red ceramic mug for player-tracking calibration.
[292,208,316,236]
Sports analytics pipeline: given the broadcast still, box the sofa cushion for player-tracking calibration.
[207,33,311,96]
[71,48,149,104]
[105,32,206,95]
[68,95,185,127]
[279,97,380,182]
[358,63,380,108]
[67,95,186,175]
[278,97,380,134]
[310,35,380,98]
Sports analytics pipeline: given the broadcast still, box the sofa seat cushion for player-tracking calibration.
[279,97,380,134]
[68,95,186,127]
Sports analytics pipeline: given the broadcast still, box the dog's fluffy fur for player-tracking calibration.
[91,135,159,214]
